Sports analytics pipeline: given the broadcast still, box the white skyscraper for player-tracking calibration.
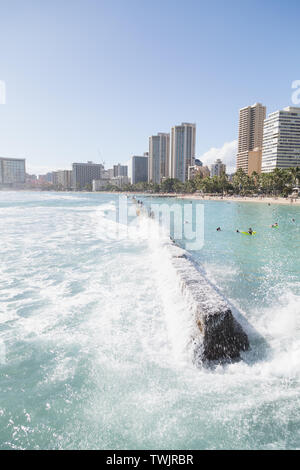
[261,106,300,173]
[170,122,196,182]
[0,157,26,187]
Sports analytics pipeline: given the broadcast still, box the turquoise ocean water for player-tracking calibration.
[0,191,300,449]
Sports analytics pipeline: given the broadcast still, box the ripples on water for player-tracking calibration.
[0,191,299,449]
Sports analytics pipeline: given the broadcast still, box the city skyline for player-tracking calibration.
[0,0,300,175]
[3,100,300,187]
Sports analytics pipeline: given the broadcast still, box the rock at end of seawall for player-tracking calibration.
[200,309,249,362]
[167,243,250,364]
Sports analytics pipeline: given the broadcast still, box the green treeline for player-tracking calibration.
[100,167,300,197]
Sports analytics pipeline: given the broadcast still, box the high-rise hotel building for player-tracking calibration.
[113,164,128,177]
[261,106,300,173]
[237,103,266,175]
[170,123,196,182]
[148,133,170,184]
[131,155,148,184]
[0,157,26,187]
[72,161,104,189]
[55,170,73,189]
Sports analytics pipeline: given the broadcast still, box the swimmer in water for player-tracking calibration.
[216,227,221,231]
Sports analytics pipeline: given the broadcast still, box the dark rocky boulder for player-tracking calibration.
[168,243,250,364]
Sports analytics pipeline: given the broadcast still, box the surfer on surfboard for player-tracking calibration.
[237,228,256,235]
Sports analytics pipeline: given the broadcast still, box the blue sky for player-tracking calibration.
[0,0,299,174]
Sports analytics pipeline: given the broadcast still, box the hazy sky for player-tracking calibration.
[0,0,299,174]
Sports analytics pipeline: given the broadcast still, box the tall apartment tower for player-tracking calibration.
[0,157,26,187]
[237,103,266,175]
[113,164,128,177]
[131,155,148,184]
[170,123,196,182]
[72,161,104,189]
[261,106,300,173]
[148,133,170,184]
[56,170,73,189]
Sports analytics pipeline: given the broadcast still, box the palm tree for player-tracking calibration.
[183,179,196,194]
[251,171,260,191]
[272,168,292,195]
[288,166,300,187]
[232,169,252,194]
[260,172,273,194]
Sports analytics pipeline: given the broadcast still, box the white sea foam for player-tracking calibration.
[148,240,196,364]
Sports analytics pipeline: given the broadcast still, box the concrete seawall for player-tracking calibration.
[166,242,249,363]
[132,196,249,364]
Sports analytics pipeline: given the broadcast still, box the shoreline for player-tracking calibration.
[127,192,300,206]
[177,194,300,205]
[2,189,300,205]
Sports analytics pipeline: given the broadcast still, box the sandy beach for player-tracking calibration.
[177,194,300,205]
[125,192,300,205]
